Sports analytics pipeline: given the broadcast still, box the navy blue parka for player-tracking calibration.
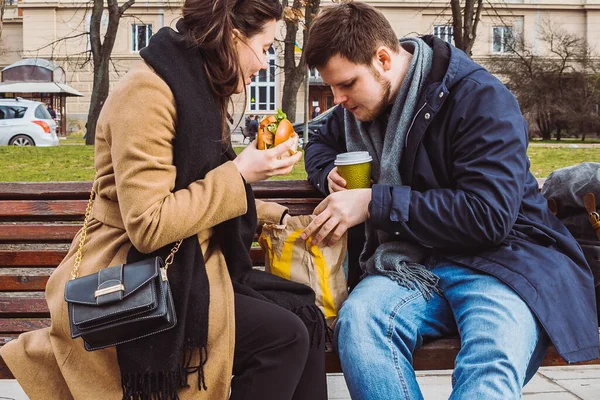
[304,36,599,363]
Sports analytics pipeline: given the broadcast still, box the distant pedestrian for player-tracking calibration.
[248,114,258,140]
[46,104,57,119]
[311,106,320,119]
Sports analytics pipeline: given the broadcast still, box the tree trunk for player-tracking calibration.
[536,112,552,140]
[85,0,134,145]
[85,60,110,145]
[281,72,304,122]
[451,0,483,57]
[280,0,320,123]
[0,0,6,41]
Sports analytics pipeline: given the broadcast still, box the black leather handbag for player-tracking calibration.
[64,191,180,351]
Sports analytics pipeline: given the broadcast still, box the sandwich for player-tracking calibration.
[257,109,298,156]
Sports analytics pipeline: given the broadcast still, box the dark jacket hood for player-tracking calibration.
[421,35,486,91]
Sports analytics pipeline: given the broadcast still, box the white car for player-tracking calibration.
[0,99,58,146]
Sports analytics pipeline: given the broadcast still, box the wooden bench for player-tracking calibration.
[0,180,599,380]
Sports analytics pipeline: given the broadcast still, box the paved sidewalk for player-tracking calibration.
[1,365,599,399]
[327,366,600,399]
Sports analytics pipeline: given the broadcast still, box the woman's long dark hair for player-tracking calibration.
[182,0,282,138]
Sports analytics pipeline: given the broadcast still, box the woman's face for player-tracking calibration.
[234,19,277,94]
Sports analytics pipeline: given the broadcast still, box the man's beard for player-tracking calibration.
[358,71,392,122]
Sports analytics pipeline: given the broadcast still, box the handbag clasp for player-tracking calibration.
[95,284,125,298]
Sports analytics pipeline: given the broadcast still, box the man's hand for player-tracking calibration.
[300,189,371,246]
[327,167,347,193]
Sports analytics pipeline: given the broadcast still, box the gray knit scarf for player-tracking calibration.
[345,37,442,299]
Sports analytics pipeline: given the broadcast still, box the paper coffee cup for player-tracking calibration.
[334,151,373,189]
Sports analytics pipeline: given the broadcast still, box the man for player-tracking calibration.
[302,3,598,399]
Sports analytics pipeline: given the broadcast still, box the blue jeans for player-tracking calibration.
[333,263,549,400]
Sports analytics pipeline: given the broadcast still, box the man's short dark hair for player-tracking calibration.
[305,2,400,70]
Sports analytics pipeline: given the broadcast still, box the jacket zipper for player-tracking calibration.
[404,102,428,148]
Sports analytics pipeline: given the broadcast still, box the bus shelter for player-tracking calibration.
[0,59,83,136]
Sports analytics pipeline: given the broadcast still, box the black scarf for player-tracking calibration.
[120,20,324,400]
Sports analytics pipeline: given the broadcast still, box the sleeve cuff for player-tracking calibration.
[370,184,411,231]
[256,200,289,226]
[321,163,336,195]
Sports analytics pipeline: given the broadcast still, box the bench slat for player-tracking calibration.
[0,297,47,315]
[0,274,49,291]
[0,318,50,333]
[0,181,324,201]
[0,225,80,243]
[0,180,546,201]
[0,200,87,221]
[0,182,93,200]
[0,225,270,244]
[0,249,269,269]
[259,199,320,216]
[0,250,66,267]
[0,199,319,222]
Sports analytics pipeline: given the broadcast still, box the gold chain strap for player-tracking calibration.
[70,189,183,280]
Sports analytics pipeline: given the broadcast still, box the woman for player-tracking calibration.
[0,1,327,399]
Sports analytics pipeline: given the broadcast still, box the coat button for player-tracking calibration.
[439,92,444,98]
[394,232,400,235]
[424,113,431,120]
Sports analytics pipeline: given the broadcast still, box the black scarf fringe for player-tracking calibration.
[120,345,208,400]
[293,304,326,348]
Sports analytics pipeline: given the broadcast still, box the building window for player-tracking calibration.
[132,24,153,52]
[492,26,514,54]
[433,25,454,44]
[249,47,276,112]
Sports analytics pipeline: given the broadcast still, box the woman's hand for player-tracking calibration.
[233,137,302,183]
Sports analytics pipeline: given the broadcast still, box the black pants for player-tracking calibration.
[231,294,327,400]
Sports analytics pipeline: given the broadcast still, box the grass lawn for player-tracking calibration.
[530,138,600,144]
[527,148,599,178]
[0,145,95,181]
[0,143,597,182]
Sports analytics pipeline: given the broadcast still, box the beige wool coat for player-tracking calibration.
[0,63,287,399]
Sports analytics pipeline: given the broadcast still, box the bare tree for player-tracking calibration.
[0,0,6,43]
[280,0,320,123]
[490,21,600,140]
[450,0,484,56]
[85,0,135,145]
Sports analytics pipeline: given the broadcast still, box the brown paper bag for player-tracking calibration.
[258,215,348,325]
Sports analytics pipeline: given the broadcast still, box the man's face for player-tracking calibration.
[318,54,391,122]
